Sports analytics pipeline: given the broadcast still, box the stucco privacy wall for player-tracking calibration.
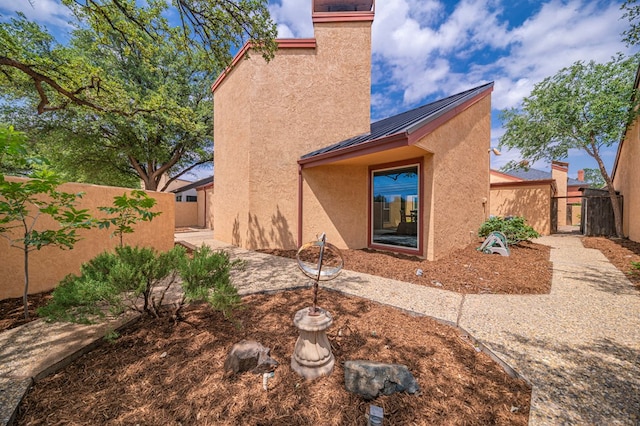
[414,95,492,260]
[614,118,640,241]
[213,21,372,249]
[490,182,554,235]
[175,202,198,227]
[0,178,174,300]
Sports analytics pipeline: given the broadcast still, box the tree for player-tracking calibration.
[1,1,277,115]
[499,53,640,238]
[1,13,218,190]
[98,190,161,247]
[0,166,93,319]
[582,168,606,188]
[622,0,640,46]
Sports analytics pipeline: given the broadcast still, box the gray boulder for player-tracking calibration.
[344,360,420,399]
[223,340,279,376]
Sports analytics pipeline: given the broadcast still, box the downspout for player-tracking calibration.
[298,164,303,248]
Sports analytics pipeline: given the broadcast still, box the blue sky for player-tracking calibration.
[2,0,637,180]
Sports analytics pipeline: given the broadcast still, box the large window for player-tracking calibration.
[371,163,420,251]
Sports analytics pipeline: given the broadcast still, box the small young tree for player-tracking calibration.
[97,190,161,247]
[0,167,93,318]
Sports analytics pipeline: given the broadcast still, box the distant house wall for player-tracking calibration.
[213,20,372,250]
[552,161,568,227]
[613,115,640,241]
[175,202,199,227]
[490,180,555,235]
[1,178,174,300]
[197,185,214,229]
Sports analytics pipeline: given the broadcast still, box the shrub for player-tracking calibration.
[178,245,244,319]
[478,216,540,244]
[630,261,640,276]
[39,244,244,323]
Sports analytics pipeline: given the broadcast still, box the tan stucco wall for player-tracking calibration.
[301,165,368,248]
[175,202,199,227]
[1,178,174,300]
[213,20,372,249]
[552,163,568,227]
[490,183,553,235]
[197,186,214,229]
[614,119,640,241]
[414,95,492,260]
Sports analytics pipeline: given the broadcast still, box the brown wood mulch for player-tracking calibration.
[16,291,531,426]
[7,236,639,425]
[261,241,553,295]
[0,291,53,332]
[581,236,640,289]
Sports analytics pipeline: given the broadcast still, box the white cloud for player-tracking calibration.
[268,0,313,38]
[0,0,71,29]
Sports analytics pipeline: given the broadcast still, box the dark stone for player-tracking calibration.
[223,340,279,376]
[344,360,420,399]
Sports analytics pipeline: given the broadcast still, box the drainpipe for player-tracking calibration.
[298,164,303,248]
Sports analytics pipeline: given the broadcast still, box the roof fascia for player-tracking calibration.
[490,179,555,189]
[312,12,374,23]
[407,84,493,145]
[211,38,317,93]
[298,133,408,168]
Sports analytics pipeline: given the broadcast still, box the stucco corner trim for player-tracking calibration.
[211,38,318,93]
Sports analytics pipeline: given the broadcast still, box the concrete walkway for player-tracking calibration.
[1,231,639,425]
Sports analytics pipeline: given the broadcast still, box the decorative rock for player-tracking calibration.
[223,340,279,376]
[344,360,420,399]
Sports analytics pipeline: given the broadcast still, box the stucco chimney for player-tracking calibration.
[577,169,584,181]
[552,161,569,227]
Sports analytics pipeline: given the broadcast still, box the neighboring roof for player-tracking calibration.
[500,168,587,186]
[300,82,494,163]
[171,176,214,193]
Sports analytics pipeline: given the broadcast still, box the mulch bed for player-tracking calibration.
[0,291,53,332]
[16,290,531,425]
[260,241,553,294]
[582,236,640,289]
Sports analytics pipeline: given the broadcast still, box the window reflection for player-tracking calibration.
[371,165,418,249]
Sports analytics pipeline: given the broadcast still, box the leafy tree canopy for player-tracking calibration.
[1,0,276,189]
[499,53,640,237]
[1,1,277,115]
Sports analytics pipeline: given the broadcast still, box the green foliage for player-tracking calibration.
[631,261,640,276]
[478,216,540,245]
[582,168,606,188]
[1,3,277,115]
[0,165,94,319]
[97,190,161,247]
[179,245,244,319]
[499,53,640,169]
[39,244,245,323]
[622,0,640,46]
[499,53,639,238]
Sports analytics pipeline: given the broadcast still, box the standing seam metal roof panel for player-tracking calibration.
[301,82,494,159]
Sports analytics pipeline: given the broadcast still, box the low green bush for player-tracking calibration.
[39,244,244,323]
[478,216,540,245]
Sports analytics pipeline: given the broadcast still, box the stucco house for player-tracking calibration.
[490,163,589,234]
[211,0,492,260]
[172,176,214,229]
[612,63,640,242]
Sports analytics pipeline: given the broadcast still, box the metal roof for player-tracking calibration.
[171,176,214,193]
[301,82,494,160]
[503,168,586,186]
